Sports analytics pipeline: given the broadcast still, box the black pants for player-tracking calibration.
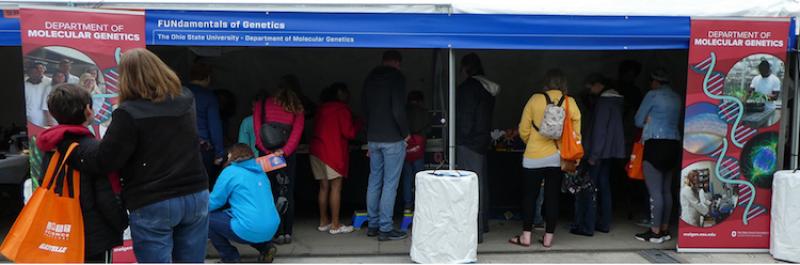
[522,167,562,233]
[201,148,220,189]
[85,250,111,263]
[271,154,296,236]
[456,146,489,237]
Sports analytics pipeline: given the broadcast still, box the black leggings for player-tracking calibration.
[271,154,296,236]
[522,167,563,233]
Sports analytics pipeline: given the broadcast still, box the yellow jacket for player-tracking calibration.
[517,90,582,160]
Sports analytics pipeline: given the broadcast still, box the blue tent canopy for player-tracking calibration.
[146,10,691,50]
[0,14,19,46]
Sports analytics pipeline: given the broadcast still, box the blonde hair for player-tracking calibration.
[79,73,97,92]
[118,48,181,102]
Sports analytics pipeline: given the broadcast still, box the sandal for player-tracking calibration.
[329,225,355,235]
[317,224,332,232]
[508,235,530,247]
[538,238,552,249]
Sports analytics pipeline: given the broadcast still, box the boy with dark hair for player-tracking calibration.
[36,84,128,263]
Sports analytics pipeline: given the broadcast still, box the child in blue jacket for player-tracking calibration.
[209,144,280,263]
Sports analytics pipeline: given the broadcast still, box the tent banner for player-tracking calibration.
[679,18,791,251]
[145,10,691,50]
[146,10,449,48]
[19,7,144,262]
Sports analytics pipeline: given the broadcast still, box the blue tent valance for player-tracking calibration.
[7,9,797,51]
[145,10,691,50]
[0,14,20,46]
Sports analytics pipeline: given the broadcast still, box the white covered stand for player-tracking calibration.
[770,170,800,263]
[410,170,478,264]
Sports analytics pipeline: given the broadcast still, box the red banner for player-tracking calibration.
[20,8,144,262]
[679,18,791,251]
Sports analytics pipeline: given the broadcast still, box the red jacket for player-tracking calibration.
[253,97,305,156]
[310,102,360,177]
[405,134,426,162]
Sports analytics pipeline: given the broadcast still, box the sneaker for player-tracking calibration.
[367,227,379,237]
[635,230,664,243]
[661,231,672,241]
[273,235,285,245]
[257,245,277,263]
[329,225,355,235]
[378,230,408,241]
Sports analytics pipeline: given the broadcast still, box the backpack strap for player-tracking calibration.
[531,92,546,131]
[556,94,566,107]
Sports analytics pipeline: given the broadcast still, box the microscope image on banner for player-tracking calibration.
[740,132,778,189]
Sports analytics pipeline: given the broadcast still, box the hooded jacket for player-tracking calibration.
[37,125,127,257]
[456,75,500,154]
[361,65,410,143]
[75,87,208,210]
[310,101,360,177]
[209,159,279,243]
[586,89,627,161]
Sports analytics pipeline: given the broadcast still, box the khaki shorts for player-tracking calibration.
[310,155,343,180]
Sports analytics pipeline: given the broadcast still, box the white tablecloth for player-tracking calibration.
[410,170,478,264]
[770,170,800,262]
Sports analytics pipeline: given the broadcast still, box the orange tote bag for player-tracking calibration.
[627,141,645,180]
[0,143,85,263]
[560,97,584,162]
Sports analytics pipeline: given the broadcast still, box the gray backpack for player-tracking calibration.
[532,92,566,140]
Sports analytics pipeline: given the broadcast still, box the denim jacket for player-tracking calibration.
[635,85,682,142]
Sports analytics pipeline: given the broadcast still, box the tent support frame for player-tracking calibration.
[448,48,456,170]
[792,50,800,169]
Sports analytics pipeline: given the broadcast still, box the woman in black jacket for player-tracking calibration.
[455,53,500,243]
[75,48,209,263]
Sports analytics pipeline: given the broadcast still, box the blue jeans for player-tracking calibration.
[209,211,270,262]
[130,190,209,263]
[402,159,424,208]
[574,159,613,234]
[366,141,406,232]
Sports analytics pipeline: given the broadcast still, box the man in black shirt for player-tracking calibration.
[362,50,410,241]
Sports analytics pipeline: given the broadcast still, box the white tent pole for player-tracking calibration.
[792,51,800,169]
[448,48,456,170]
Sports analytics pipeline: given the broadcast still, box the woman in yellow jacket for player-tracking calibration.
[509,69,581,249]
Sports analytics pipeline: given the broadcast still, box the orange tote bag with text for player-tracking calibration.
[0,143,85,263]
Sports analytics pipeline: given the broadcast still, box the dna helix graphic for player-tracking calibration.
[691,52,766,224]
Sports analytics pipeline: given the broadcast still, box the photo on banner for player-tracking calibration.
[18,7,145,263]
[679,17,792,251]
